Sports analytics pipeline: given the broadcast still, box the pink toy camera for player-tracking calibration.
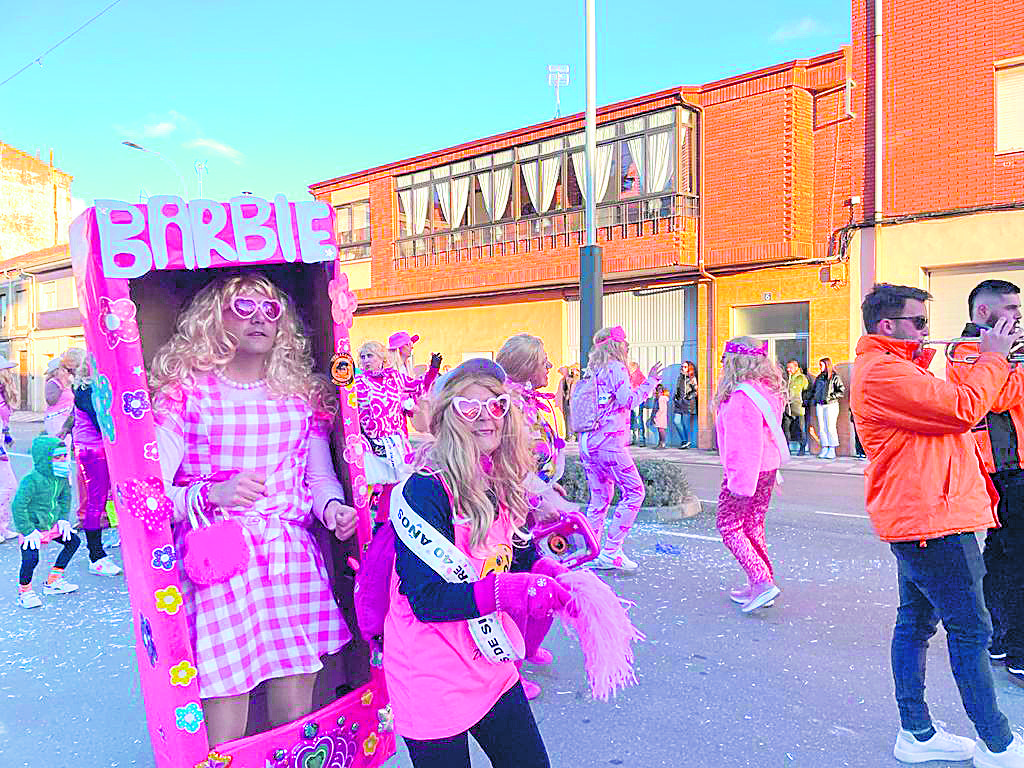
[533,510,600,569]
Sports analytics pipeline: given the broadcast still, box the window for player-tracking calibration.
[15,288,28,327]
[39,281,57,312]
[0,293,7,327]
[732,302,810,372]
[334,199,371,262]
[996,62,1024,153]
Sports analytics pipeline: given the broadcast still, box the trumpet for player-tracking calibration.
[924,337,1024,364]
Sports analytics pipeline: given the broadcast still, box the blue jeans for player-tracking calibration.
[890,533,1012,751]
[672,412,696,446]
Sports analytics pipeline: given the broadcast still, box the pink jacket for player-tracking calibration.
[588,361,657,450]
[715,379,784,496]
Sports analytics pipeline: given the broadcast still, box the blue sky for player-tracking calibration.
[1,0,849,214]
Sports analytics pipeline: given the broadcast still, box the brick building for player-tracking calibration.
[0,143,79,409]
[310,0,1023,453]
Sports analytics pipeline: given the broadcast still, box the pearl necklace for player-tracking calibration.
[213,367,266,390]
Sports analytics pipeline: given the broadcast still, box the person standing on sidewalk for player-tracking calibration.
[0,355,20,447]
[648,384,669,448]
[946,279,1024,687]
[713,337,787,613]
[810,357,844,459]
[672,361,698,449]
[784,361,810,455]
[577,326,661,572]
[852,282,1024,767]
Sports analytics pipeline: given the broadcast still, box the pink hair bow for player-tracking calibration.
[598,326,628,346]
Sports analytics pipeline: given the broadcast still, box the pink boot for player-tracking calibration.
[527,647,554,665]
[521,678,542,700]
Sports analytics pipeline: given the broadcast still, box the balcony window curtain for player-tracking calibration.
[646,131,673,194]
[493,166,513,220]
[412,186,430,235]
[521,161,541,214]
[570,144,614,203]
[451,176,471,228]
[540,156,561,212]
[398,189,412,237]
[626,136,645,192]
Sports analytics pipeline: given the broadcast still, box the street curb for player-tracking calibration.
[635,495,702,523]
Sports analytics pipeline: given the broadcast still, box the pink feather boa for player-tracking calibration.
[555,570,644,700]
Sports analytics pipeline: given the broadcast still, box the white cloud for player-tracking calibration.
[185,137,243,164]
[771,17,826,42]
[143,121,176,138]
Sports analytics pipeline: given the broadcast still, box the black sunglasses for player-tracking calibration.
[887,315,929,330]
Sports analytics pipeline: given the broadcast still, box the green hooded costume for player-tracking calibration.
[12,435,71,536]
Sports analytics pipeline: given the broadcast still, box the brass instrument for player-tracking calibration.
[924,337,1024,364]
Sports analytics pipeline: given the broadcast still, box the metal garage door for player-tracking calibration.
[927,262,1024,378]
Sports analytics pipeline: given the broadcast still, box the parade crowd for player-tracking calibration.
[4,274,1024,768]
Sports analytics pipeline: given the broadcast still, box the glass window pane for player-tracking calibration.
[519,165,538,217]
[620,140,643,199]
[733,302,810,336]
[472,155,491,170]
[518,143,538,160]
[493,168,515,221]
[396,174,412,188]
[452,160,471,175]
[566,155,584,208]
[649,110,674,128]
[469,176,489,225]
[598,145,617,204]
[568,131,584,147]
[336,206,352,243]
[431,184,448,231]
[494,150,514,164]
[431,165,450,179]
[396,191,410,237]
[624,117,645,134]
[645,131,674,194]
[352,201,370,241]
[597,124,615,142]
[413,170,430,184]
[541,138,563,154]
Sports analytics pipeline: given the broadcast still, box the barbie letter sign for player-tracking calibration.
[94,195,337,279]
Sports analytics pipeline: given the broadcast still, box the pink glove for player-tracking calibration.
[495,572,572,620]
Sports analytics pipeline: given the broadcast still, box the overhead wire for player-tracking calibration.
[0,0,123,89]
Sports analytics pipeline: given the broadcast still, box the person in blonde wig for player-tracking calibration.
[578,326,662,572]
[150,274,357,747]
[713,336,788,613]
[384,358,566,766]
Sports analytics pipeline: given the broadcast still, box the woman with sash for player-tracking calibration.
[384,358,569,768]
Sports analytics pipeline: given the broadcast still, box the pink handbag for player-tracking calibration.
[181,477,250,586]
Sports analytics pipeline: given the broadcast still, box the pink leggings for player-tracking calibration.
[580,441,645,553]
[0,459,16,534]
[76,446,110,531]
[716,470,776,585]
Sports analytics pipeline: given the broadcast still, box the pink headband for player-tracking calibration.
[597,326,627,346]
[724,340,768,357]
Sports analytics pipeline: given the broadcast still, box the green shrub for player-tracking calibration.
[559,455,691,507]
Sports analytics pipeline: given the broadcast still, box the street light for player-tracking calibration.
[579,0,603,370]
[121,141,189,200]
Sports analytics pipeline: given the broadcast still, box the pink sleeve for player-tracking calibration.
[400,370,431,403]
[305,433,345,523]
[719,393,765,497]
[155,423,189,523]
[607,363,656,410]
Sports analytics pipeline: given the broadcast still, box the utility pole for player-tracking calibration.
[579,0,602,370]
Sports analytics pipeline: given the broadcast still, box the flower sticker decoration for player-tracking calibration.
[98,296,141,349]
[194,751,232,768]
[155,585,183,615]
[377,705,393,733]
[91,369,116,442]
[169,659,198,687]
[151,545,177,571]
[121,478,172,532]
[139,614,158,666]
[143,441,160,462]
[122,389,150,419]
[362,732,379,757]
[174,701,204,733]
[360,690,374,708]
[342,434,365,463]
[327,274,358,329]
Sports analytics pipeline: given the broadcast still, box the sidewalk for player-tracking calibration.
[563,441,868,476]
[10,409,44,423]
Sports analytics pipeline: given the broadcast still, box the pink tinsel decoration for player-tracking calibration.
[556,570,645,701]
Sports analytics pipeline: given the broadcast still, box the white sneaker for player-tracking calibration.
[88,557,123,577]
[17,590,42,609]
[975,733,1024,768]
[893,726,974,763]
[892,726,975,763]
[592,549,638,572]
[742,583,782,613]
[42,578,79,595]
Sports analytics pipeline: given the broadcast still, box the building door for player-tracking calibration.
[18,350,28,409]
[732,302,811,373]
[927,262,1024,378]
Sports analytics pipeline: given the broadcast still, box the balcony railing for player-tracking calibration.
[392,194,698,270]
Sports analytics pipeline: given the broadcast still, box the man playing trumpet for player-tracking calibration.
[947,280,1024,691]
[852,283,1024,767]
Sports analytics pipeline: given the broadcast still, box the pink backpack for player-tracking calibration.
[569,372,601,433]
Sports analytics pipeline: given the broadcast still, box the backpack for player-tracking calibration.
[569,372,601,433]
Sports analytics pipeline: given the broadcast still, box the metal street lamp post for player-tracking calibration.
[579,0,603,370]
[121,141,189,200]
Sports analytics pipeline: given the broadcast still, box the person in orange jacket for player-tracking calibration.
[946,279,1024,687]
[851,283,1024,767]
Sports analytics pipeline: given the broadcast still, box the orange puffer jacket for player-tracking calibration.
[851,335,1008,542]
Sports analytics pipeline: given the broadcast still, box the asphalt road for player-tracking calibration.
[2,420,1022,768]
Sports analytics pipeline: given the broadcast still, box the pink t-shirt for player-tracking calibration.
[383,511,522,740]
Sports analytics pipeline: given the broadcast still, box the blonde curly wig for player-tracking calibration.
[712,335,786,412]
[149,275,336,415]
[586,326,628,373]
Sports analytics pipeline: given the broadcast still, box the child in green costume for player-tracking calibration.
[13,435,79,609]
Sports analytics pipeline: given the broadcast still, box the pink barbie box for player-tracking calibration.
[69,196,393,768]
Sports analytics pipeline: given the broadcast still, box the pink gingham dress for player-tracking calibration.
[156,373,350,698]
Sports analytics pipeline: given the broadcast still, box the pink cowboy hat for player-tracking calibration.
[388,331,420,350]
